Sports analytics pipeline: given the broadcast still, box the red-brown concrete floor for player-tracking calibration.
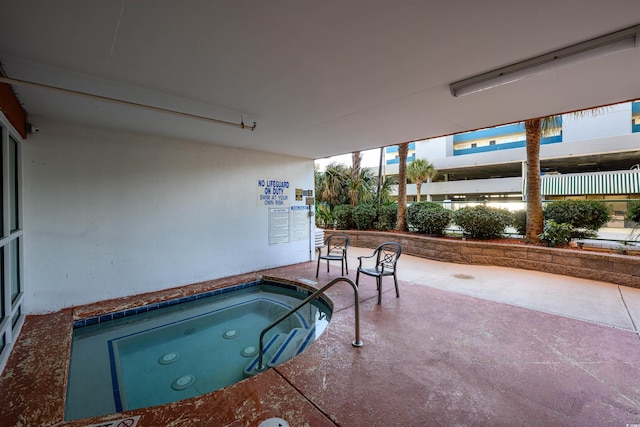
[2,255,640,426]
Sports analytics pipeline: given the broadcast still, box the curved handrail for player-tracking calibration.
[256,277,362,371]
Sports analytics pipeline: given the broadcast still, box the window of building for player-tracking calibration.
[471,143,477,148]
[0,119,24,369]
[489,140,496,145]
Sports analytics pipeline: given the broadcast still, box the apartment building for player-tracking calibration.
[384,100,640,226]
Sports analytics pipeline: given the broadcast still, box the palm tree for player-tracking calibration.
[317,162,350,206]
[524,111,599,240]
[396,142,409,231]
[349,152,363,206]
[378,175,398,205]
[348,167,376,206]
[406,158,437,202]
[524,118,544,240]
[316,158,377,208]
[352,151,361,172]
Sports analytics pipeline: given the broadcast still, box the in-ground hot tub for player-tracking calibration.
[65,279,332,420]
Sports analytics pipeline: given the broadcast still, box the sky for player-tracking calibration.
[314,148,383,171]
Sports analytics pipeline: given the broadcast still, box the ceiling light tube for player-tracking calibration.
[450,24,639,97]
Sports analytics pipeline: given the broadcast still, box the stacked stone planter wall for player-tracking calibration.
[340,230,640,289]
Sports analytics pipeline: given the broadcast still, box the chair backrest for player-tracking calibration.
[375,242,402,271]
[325,233,350,255]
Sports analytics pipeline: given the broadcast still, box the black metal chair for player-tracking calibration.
[356,242,402,305]
[316,233,350,277]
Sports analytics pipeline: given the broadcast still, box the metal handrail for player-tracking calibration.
[256,277,362,371]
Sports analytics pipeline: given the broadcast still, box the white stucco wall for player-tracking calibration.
[562,102,632,142]
[415,136,448,161]
[22,118,315,313]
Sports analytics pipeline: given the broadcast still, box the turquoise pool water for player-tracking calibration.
[65,280,332,420]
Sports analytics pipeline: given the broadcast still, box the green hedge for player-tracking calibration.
[544,199,611,238]
[352,204,377,230]
[375,203,397,230]
[626,200,640,223]
[513,210,527,236]
[334,203,397,230]
[539,220,573,247]
[333,204,355,230]
[407,202,451,236]
[452,205,513,240]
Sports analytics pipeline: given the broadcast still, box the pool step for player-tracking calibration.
[243,333,287,377]
[243,327,316,377]
[267,326,316,368]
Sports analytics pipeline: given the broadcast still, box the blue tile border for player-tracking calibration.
[72,279,331,329]
[71,279,309,329]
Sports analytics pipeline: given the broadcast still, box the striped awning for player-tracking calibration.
[522,170,640,196]
[537,170,640,196]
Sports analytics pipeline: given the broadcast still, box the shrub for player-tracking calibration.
[539,220,573,247]
[544,200,611,231]
[513,210,527,236]
[352,204,377,230]
[375,203,397,230]
[626,200,640,223]
[407,202,451,236]
[333,204,355,230]
[452,205,513,239]
[315,203,334,229]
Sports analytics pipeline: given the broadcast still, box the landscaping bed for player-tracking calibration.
[337,229,640,289]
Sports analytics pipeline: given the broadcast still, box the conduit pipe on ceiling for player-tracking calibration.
[0,76,257,131]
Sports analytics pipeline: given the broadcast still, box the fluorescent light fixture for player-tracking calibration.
[450,25,639,97]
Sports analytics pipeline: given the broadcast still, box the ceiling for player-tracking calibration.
[1,1,639,160]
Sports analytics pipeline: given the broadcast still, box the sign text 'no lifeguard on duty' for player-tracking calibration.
[257,179,290,206]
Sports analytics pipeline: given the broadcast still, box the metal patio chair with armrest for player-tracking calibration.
[355,242,402,305]
[315,233,350,278]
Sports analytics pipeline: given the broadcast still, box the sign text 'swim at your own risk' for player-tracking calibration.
[257,179,290,206]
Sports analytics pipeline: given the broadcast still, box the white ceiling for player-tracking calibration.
[1,1,639,160]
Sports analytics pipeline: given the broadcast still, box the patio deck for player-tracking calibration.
[2,247,640,426]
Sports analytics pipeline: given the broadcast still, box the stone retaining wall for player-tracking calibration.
[339,230,640,289]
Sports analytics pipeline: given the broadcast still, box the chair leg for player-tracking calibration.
[377,277,382,305]
[345,255,349,274]
[355,269,360,286]
[394,273,400,298]
[341,260,344,276]
[326,260,330,273]
[315,257,320,278]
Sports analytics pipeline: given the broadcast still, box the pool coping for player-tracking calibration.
[1,272,337,427]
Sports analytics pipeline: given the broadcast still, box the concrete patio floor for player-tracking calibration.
[2,247,640,426]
